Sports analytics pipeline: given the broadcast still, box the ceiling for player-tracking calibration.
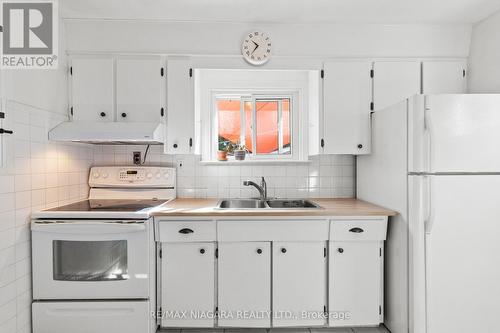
[61,0,500,24]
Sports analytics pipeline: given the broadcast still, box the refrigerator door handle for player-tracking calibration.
[424,175,434,234]
[423,97,433,173]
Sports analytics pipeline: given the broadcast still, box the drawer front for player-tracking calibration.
[330,219,388,241]
[218,220,329,241]
[157,220,216,242]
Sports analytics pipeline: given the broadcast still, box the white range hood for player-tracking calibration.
[49,121,164,145]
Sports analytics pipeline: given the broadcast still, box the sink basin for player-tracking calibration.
[216,199,321,209]
[217,199,268,209]
[266,199,321,209]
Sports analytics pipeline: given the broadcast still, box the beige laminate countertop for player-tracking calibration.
[151,198,397,217]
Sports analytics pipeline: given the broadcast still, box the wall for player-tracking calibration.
[93,145,356,198]
[468,10,500,92]
[0,102,93,333]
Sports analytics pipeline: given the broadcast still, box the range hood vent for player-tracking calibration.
[49,121,164,145]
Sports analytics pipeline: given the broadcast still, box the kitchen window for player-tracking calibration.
[214,94,296,160]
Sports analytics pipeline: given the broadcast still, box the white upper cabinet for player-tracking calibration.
[373,61,421,111]
[422,60,467,94]
[272,242,326,327]
[166,57,194,154]
[71,58,114,122]
[116,58,165,122]
[323,61,372,155]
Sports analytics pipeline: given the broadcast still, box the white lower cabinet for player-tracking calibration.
[272,242,327,327]
[161,242,216,327]
[218,242,271,327]
[328,241,383,327]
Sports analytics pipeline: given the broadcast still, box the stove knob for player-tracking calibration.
[92,172,100,178]
[156,172,161,178]
[102,173,109,179]
[146,173,153,179]
[164,173,169,178]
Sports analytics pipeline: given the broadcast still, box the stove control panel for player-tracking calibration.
[89,166,176,188]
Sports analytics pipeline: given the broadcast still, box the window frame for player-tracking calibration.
[212,91,298,161]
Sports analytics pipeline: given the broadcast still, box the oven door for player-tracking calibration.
[32,220,150,300]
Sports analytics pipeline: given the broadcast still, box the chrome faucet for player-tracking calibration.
[243,177,267,200]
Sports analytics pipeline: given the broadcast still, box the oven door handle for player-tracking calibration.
[31,222,146,234]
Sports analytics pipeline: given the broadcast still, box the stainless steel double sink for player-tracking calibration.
[216,199,322,210]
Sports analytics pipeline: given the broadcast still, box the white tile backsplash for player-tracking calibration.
[0,102,93,332]
[92,145,356,199]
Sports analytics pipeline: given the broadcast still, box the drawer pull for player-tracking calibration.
[199,248,205,254]
[349,227,364,233]
[281,248,287,254]
[178,228,194,234]
[256,248,262,254]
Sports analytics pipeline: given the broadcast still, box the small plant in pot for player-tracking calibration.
[217,141,229,161]
[233,143,247,161]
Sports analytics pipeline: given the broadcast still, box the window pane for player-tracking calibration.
[217,99,241,152]
[256,100,279,154]
[53,240,128,281]
[282,99,291,154]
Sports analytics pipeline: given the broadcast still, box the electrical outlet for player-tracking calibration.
[133,152,141,165]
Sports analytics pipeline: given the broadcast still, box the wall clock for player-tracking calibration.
[241,31,272,65]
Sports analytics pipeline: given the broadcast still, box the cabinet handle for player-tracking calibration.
[357,144,363,149]
[338,248,344,253]
[256,248,262,254]
[281,248,287,254]
[121,112,127,118]
[178,228,193,234]
[100,112,106,117]
[173,143,178,149]
[0,128,14,134]
[189,138,193,147]
[199,248,205,254]
[349,227,364,233]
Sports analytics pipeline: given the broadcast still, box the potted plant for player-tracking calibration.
[217,141,229,161]
[233,143,247,161]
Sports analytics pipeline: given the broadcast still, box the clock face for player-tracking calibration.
[242,31,271,65]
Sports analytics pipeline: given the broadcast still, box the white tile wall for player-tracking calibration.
[93,145,356,199]
[0,102,93,333]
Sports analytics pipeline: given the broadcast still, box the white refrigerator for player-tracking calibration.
[358,94,500,333]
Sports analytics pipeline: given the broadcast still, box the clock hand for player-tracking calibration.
[251,41,259,54]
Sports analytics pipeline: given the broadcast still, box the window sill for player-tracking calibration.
[199,160,311,165]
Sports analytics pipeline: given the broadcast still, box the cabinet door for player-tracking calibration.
[323,61,372,154]
[116,58,164,123]
[218,242,271,327]
[161,242,215,327]
[273,242,326,327]
[71,58,114,122]
[166,57,194,154]
[373,61,421,111]
[422,60,467,94]
[329,241,382,327]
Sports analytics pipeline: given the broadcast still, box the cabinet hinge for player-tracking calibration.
[370,69,374,78]
[370,102,374,111]
[70,66,72,75]
[324,247,327,258]
[463,69,466,78]
[189,68,193,77]
[320,69,324,79]
[160,107,164,117]
[70,107,73,116]
[0,112,5,119]
[215,248,218,258]
[320,138,325,148]
[161,67,164,77]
